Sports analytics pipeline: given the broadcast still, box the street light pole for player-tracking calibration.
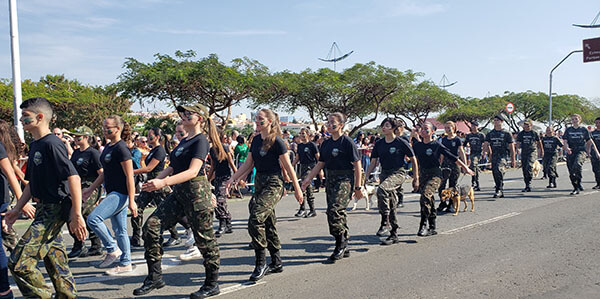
[9,0,23,140]
[548,50,583,127]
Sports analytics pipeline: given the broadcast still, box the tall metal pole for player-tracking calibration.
[9,0,24,140]
[548,50,583,127]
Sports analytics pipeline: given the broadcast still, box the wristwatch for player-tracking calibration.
[354,186,362,191]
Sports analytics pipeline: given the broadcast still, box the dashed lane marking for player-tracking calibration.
[441,212,522,235]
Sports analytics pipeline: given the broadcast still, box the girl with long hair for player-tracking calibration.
[208,132,237,237]
[292,127,319,218]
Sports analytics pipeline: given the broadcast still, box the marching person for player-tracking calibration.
[225,108,303,281]
[292,127,319,218]
[562,114,600,195]
[134,103,224,298]
[541,127,563,188]
[5,97,87,298]
[301,112,363,262]
[483,115,516,198]
[85,115,137,275]
[437,121,466,213]
[464,121,485,191]
[365,118,418,244]
[208,132,237,237]
[590,117,600,189]
[67,126,104,259]
[515,119,543,192]
[412,122,474,237]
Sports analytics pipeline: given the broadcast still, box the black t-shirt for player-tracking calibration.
[100,140,132,194]
[465,132,485,155]
[413,141,458,170]
[319,135,360,170]
[542,136,563,155]
[562,127,590,152]
[485,129,513,157]
[70,147,102,182]
[0,142,9,205]
[516,130,540,154]
[25,134,78,204]
[371,137,414,170]
[440,136,462,162]
[250,135,287,174]
[145,145,167,179]
[297,142,319,165]
[210,146,231,178]
[590,130,600,152]
[170,133,209,176]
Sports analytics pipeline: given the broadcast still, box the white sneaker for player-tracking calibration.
[96,249,122,268]
[185,230,196,247]
[179,246,201,261]
[105,264,133,276]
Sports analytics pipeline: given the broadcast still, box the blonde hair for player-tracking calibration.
[260,108,282,151]
[106,115,131,142]
[445,121,456,132]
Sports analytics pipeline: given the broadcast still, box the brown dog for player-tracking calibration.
[440,185,475,216]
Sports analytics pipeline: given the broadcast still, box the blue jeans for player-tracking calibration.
[0,203,9,293]
[87,191,131,266]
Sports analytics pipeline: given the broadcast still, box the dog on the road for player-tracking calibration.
[532,160,542,179]
[351,184,376,211]
[440,185,475,216]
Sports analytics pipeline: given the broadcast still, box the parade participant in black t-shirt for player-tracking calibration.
[225,108,303,282]
[4,97,86,298]
[483,115,516,198]
[590,117,600,189]
[84,115,137,276]
[365,118,419,245]
[131,127,189,248]
[208,132,237,237]
[515,120,544,192]
[67,125,104,259]
[412,122,473,237]
[302,112,363,262]
[133,103,224,298]
[541,127,563,188]
[562,114,600,195]
[292,127,320,218]
[437,121,467,213]
[393,120,411,203]
[465,121,485,191]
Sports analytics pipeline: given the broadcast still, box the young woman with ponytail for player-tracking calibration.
[133,103,222,299]
[84,115,137,275]
[208,132,237,237]
[225,108,303,282]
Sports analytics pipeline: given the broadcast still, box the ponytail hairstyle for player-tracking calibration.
[260,108,282,152]
[0,120,18,161]
[199,110,226,162]
[149,127,171,154]
[106,115,131,142]
[88,135,99,150]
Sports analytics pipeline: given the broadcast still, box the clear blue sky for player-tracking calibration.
[0,0,598,126]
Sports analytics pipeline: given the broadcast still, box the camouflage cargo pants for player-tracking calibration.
[143,177,219,272]
[377,169,405,231]
[298,164,315,211]
[325,170,353,239]
[419,168,442,226]
[132,187,181,243]
[521,151,536,184]
[566,151,586,186]
[439,160,460,196]
[491,155,507,191]
[213,175,232,220]
[69,181,101,246]
[9,202,77,298]
[470,154,481,185]
[591,155,600,185]
[543,153,558,179]
[248,173,284,251]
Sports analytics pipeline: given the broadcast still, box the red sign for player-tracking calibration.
[583,37,600,63]
[506,102,515,113]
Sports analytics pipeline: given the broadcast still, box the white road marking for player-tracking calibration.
[441,212,521,235]
[215,281,267,296]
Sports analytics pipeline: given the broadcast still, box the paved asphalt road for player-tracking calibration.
[7,161,600,298]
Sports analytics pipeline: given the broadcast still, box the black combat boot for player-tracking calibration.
[215,220,225,238]
[376,216,390,237]
[267,248,283,274]
[67,241,84,259]
[190,267,220,298]
[417,218,429,237]
[381,230,399,246]
[133,260,166,296]
[329,235,348,261]
[305,198,317,217]
[81,237,103,257]
[428,218,437,236]
[550,177,557,188]
[522,183,531,192]
[224,219,233,234]
[474,181,481,191]
[294,209,306,217]
[546,177,553,188]
[249,249,268,281]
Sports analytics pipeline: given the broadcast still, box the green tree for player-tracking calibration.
[438,96,506,129]
[143,116,177,135]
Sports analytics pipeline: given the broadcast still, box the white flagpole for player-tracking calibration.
[9,0,24,140]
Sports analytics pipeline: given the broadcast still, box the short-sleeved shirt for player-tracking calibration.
[297,142,319,165]
[25,134,78,204]
[145,145,166,180]
[465,132,485,155]
[542,136,563,155]
[210,146,231,178]
[169,133,209,176]
[413,141,458,170]
[590,130,600,152]
[0,142,10,205]
[516,130,540,154]
[562,127,590,152]
[439,136,462,162]
[100,140,132,194]
[70,147,102,182]
[250,135,287,174]
[485,129,513,158]
[234,144,249,163]
[319,135,360,170]
[371,137,414,170]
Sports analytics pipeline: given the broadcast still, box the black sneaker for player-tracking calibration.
[67,246,84,259]
[162,237,182,247]
[380,235,399,246]
[375,226,390,237]
[578,185,584,191]
[305,210,317,218]
[81,246,104,257]
[294,210,306,217]
[570,189,579,195]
